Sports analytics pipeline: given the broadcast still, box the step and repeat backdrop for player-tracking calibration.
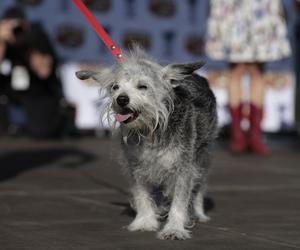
[0,0,296,131]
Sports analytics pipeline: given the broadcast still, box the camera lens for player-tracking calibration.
[13,25,24,36]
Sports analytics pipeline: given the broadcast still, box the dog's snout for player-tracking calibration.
[117,95,130,107]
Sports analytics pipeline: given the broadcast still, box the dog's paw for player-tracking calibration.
[157,227,191,240]
[127,216,159,232]
[197,214,211,223]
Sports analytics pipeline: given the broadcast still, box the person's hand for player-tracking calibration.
[29,51,53,79]
[0,19,17,43]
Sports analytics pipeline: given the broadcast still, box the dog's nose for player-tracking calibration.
[117,95,129,107]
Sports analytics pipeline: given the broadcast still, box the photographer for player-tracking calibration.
[0,6,73,138]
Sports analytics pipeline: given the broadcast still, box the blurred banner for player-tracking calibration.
[0,0,296,131]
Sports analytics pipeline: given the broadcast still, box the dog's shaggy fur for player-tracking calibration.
[76,47,218,240]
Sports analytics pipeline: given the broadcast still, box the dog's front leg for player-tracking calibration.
[127,182,159,232]
[158,174,193,240]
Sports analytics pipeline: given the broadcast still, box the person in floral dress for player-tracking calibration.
[206,0,291,155]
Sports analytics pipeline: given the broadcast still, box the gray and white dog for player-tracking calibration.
[76,47,217,240]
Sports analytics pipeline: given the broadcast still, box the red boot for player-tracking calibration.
[229,104,247,153]
[249,104,271,155]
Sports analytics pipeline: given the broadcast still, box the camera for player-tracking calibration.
[12,21,25,37]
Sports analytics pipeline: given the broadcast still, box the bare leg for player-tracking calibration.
[228,63,246,107]
[127,182,159,232]
[248,63,265,107]
[157,174,193,240]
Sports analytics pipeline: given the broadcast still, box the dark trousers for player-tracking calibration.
[23,96,62,138]
[0,96,9,133]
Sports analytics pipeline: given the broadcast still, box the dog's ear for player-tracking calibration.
[170,61,205,75]
[162,61,205,87]
[75,67,113,86]
[75,70,98,81]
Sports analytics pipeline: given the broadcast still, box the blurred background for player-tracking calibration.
[0,0,299,139]
[0,1,300,248]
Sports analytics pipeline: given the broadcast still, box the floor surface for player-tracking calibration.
[0,136,299,250]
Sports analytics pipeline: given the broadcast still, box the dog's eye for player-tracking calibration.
[112,84,119,91]
[137,84,148,90]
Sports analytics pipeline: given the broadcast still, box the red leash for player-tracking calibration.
[72,0,124,62]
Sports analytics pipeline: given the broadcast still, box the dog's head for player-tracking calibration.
[76,47,204,134]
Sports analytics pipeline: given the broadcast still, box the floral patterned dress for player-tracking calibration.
[205,0,291,63]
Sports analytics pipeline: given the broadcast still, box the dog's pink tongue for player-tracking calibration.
[115,113,133,123]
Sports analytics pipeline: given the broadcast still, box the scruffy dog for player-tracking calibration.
[76,47,217,240]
